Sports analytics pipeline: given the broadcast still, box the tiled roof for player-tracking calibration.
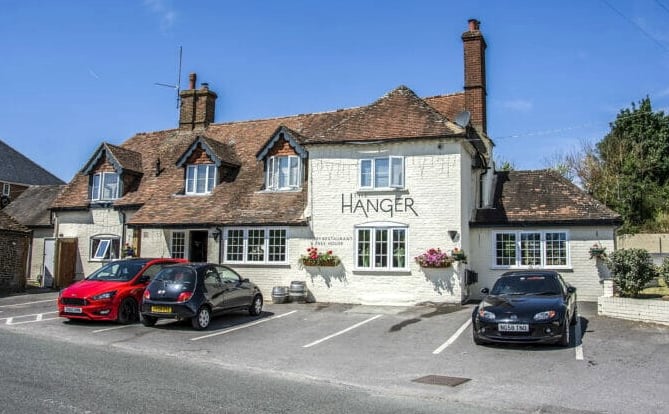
[472,170,622,226]
[50,86,483,226]
[0,209,29,233]
[306,86,464,143]
[176,136,241,168]
[3,185,64,227]
[82,143,143,175]
[0,139,65,185]
[424,92,466,121]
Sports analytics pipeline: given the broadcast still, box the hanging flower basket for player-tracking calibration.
[589,244,607,259]
[415,248,454,268]
[451,248,468,264]
[299,247,340,267]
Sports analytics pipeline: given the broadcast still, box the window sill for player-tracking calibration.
[258,188,303,193]
[352,269,411,275]
[357,188,407,195]
[223,262,290,267]
[491,265,573,271]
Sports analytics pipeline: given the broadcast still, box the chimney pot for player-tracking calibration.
[201,82,209,90]
[468,19,480,32]
[189,73,197,90]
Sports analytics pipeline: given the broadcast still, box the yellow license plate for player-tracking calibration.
[151,305,172,313]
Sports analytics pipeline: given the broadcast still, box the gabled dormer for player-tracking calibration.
[81,143,143,204]
[176,136,241,195]
[256,126,308,191]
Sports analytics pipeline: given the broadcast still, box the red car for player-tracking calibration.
[58,258,186,323]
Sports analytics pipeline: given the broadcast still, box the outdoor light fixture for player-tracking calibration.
[448,230,459,242]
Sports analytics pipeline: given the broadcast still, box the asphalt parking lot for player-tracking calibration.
[1,290,668,413]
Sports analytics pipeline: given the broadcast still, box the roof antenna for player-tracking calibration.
[154,46,183,115]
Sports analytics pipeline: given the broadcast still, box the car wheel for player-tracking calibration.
[472,326,484,345]
[249,294,263,316]
[191,306,211,330]
[559,319,570,347]
[141,314,157,327]
[117,298,138,324]
[570,306,579,326]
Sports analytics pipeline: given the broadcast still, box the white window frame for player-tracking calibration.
[90,235,120,261]
[492,230,570,269]
[170,231,186,259]
[2,183,9,197]
[223,227,288,265]
[91,172,119,201]
[266,155,301,191]
[355,223,408,271]
[359,156,404,190]
[186,164,216,195]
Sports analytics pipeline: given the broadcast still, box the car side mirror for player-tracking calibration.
[136,275,151,284]
[480,287,489,294]
[242,278,250,283]
[567,286,576,294]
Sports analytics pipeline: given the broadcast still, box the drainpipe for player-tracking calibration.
[216,227,223,263]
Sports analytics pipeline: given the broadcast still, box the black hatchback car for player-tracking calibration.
[140,263,263,330]
[472,270,577,347]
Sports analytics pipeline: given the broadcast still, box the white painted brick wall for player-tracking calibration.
[598,297,669,326]
[469,227,616,301]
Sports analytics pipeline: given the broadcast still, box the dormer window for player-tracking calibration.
[360,156,404,189]
[266,155,301,191]
[91,172,119,201]
[186,164,216,195]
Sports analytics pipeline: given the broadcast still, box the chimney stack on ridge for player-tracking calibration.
[179,72,217,131]
[462,19,487,135]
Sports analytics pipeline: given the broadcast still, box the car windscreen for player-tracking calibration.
[86,261,146,281]
[154,267,196,287]
[491,275,561,296]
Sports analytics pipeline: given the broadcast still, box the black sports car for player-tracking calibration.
[140,263,263,330]
[472,270,577,346]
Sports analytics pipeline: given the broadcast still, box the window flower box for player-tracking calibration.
[299,247,340,267]
[415,248,454,268]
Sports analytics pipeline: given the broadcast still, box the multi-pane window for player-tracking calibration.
[224,227,288,264]
[494,231,569,268]
[266,156,301,190]
[360,156,404,189]
[186,164,216,194]
[356,226,407,270]
[171,232,186,259]
[91,172,119,201]
[90,236,120,261]
[545,232,568,266]
[2,183,9,196]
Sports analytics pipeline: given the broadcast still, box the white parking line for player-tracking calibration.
[191,310,298,341]
[6,317,60,325]
[574,316,584,360]
[1,311,58,322]
[303,314,383,348]
[0,299,56,308]
[93,325,136,333]
[433,319,472,354]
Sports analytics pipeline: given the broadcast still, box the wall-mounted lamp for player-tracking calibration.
[448,230,459,242]
[212,232,220,242]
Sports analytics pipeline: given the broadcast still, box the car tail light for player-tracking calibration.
[177,292,193,302]
[143,290,150,300]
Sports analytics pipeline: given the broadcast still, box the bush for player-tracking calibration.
[608,249,657,297]
[657,257,669,287]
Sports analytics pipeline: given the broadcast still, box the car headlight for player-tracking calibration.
[92,291,117,301]
[533,310,557,321]
[478,308,496,320]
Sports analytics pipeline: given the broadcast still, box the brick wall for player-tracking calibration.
[598,297,669,326]
[0,230,30,292]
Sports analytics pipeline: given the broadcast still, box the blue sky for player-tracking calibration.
[1,0,668,182]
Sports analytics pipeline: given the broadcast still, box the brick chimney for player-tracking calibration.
[179,73,217,131]
[462,19,487,135]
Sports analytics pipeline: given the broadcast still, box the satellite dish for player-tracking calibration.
[454,111,471,128]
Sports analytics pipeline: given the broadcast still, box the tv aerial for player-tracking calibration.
[154,46,183,111]
[454,110,471,128]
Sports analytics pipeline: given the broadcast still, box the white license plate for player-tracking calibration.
[64,306,83,314]
[498,323,529,332]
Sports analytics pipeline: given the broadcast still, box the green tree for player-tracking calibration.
[587,98,669,233]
